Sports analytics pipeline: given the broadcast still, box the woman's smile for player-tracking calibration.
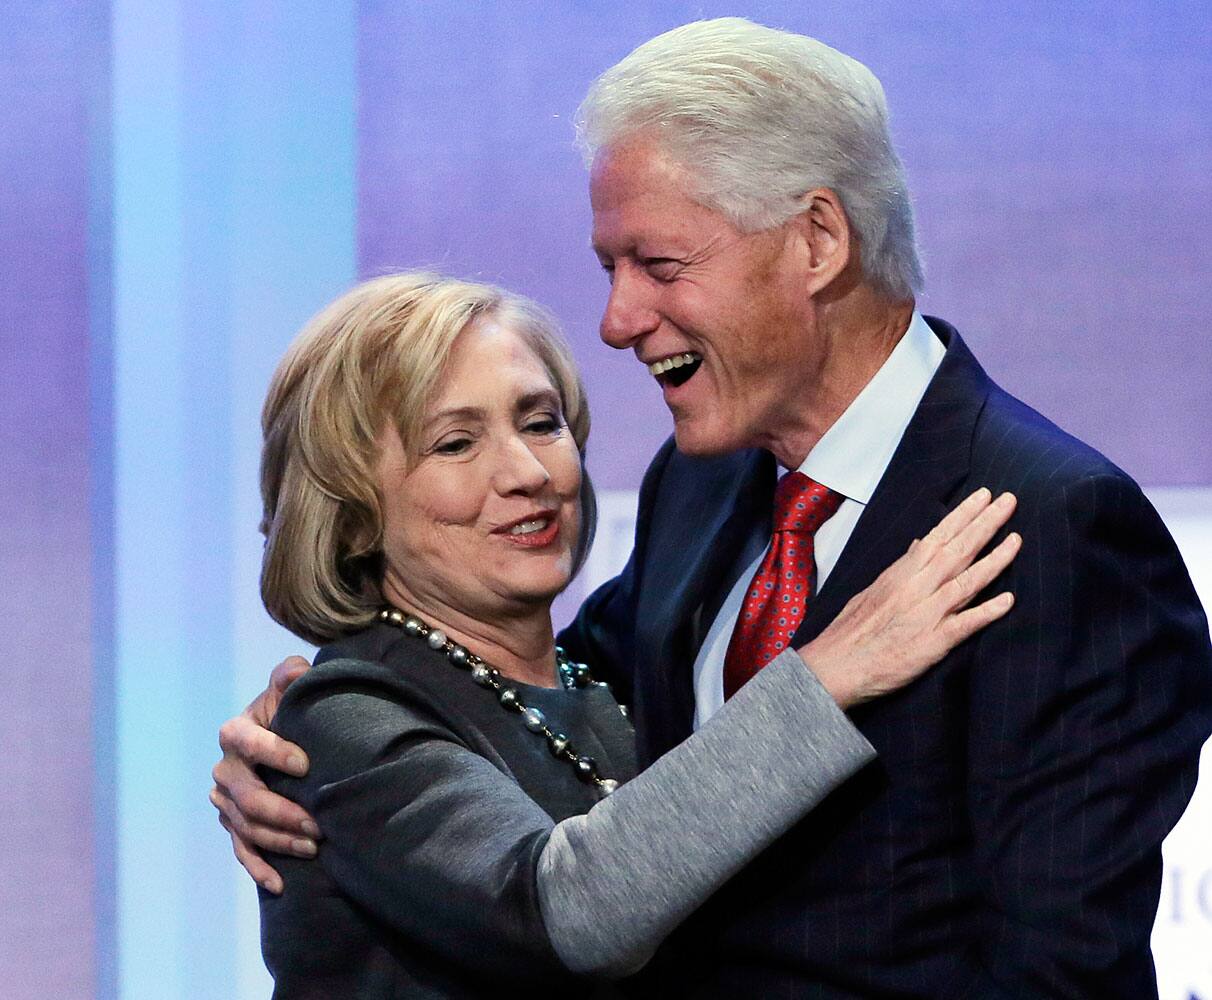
[494,510,561,547]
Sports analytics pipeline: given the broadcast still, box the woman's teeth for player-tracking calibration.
[508,518,549,536]
[647,352,701,376]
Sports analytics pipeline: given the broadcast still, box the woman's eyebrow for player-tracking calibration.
[422,405,484,428]
[515,388,561,412]
[423,387,559,428]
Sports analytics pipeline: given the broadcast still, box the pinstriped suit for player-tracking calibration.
[560,319,1212,998]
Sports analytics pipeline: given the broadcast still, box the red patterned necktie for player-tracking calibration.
[723,472,844,698]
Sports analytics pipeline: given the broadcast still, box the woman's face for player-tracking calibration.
[376,318,583,627]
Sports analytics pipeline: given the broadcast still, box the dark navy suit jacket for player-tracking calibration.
[560,319,1212,998]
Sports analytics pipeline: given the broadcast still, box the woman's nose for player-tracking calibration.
[492,434,551,495]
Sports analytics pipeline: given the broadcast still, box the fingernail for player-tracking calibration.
[300,820,321,839]
[1000,592,1015,608]
[263,876,283,894]
[291,838,317,857]
[997,492,1015,507]
[287,752,308,775]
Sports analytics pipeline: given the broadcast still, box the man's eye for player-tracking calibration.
[644,258,680,281]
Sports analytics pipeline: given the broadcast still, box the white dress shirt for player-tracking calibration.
[691,312,946,727]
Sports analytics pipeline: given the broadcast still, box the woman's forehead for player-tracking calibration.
[431,321,557,401]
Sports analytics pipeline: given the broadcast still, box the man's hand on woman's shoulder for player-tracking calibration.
[210,655,318,894]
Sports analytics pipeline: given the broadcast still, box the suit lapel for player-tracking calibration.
[642,447,775,641]
[681,450,777,651]
[636,447,776,754]
[793,321,993,644]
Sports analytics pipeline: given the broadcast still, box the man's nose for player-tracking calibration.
[599,267,659,350]
[493,434,551,495]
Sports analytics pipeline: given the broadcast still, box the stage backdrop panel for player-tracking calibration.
[1,3,1208,999]
[0,3,110,998]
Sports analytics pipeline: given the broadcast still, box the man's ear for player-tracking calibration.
[789,188,854,296]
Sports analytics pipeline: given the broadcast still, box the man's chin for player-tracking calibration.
[671,419,740,457]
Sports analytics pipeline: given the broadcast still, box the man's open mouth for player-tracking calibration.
[649,352,703,388]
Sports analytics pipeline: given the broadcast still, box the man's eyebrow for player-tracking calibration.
[590,235,619,258]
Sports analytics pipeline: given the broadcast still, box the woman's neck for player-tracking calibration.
[380,578,560,688]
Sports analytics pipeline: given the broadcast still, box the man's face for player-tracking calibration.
[590,139,821,457]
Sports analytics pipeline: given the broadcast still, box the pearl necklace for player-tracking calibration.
[377,608,623,798]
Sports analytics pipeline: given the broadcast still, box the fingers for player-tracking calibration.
[209,655,314,895]
[941,531,1021,612]
[270,655,310,695]
[211,753,320,837]
[210,782,319,856]
[920,487,994,550]
[219,813,284,895]
[219,715,309,776]
[952,491,1017,559]
[942,590,1015,648]
[921,491,1017,585]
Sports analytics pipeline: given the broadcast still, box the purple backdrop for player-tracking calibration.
[358,0,1212,489]
[1,3,1208,997]
[0,3,109,997]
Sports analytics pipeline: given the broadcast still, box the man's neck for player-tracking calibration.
[763,292,915,469]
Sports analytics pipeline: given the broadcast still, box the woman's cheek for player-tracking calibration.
[553,438,583,498]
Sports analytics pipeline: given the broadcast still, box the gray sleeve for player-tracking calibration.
[538,649,875,977]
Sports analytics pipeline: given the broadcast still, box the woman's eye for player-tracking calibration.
[525,415,561,435]
[433,437,472,455]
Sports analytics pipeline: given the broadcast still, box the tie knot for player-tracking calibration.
[773,472,842,534]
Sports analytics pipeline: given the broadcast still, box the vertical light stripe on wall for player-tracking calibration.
[111,2,355,997]
[112,2,195,994]
[88,1,117,994]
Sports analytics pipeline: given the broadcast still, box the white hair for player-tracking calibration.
[575,17,923,300]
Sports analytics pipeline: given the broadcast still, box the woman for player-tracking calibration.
[233,272,1018,996]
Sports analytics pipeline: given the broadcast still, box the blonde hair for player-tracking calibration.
[576,17,923,300]
[260,271,593,646]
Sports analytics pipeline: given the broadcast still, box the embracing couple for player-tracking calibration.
[210,18,1212,999]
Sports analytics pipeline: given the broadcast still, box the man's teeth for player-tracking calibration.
[508,519,548,536]
[648,353,701,377]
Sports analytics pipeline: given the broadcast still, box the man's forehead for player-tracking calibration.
[590,137,690,198]
[589,143,719,248]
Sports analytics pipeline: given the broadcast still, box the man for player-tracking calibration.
[213,19,1212,997]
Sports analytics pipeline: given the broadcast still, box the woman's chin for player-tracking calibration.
[498,563,575,609]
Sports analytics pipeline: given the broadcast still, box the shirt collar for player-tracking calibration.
[797,311,945,505]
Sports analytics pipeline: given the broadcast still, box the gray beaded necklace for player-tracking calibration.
[377,607,623,799]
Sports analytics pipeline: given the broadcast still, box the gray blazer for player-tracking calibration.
[258,621,874,998]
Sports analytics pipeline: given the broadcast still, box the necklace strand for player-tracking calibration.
[377,608,622,798]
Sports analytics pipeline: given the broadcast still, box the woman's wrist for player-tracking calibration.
[796,643,860,710]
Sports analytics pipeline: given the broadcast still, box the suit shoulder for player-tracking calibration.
[283,654,408,703]
[295,625,419,696]
[275,628,453,739]
[270,631,467,788]
[972,381,1137,499]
